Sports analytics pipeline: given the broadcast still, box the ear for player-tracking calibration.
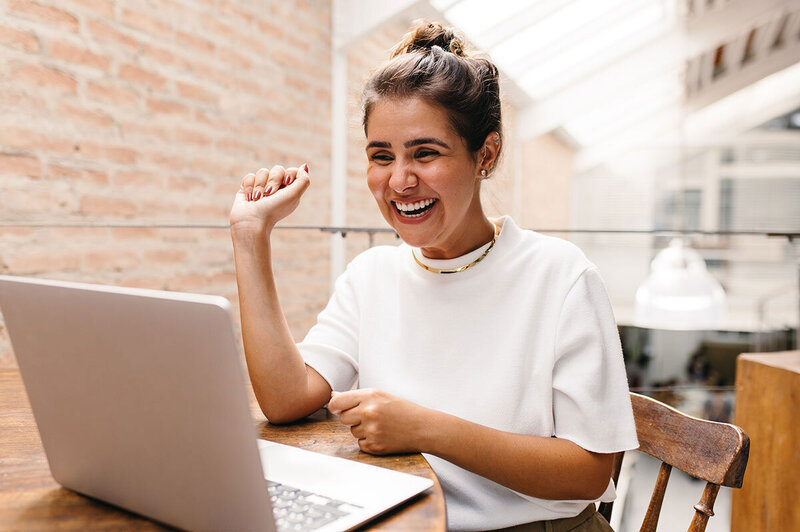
[478,132,501,177]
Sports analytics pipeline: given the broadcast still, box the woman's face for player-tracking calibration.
[365,97,490,259]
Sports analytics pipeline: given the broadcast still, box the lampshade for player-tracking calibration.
[635,238,727,330]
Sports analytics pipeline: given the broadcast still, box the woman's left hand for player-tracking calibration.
[328,389,430,455]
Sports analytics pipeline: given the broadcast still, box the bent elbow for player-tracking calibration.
[584,477,610,500]
[258,402,304,425]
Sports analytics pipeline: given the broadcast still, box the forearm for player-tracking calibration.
[231,227,329,423]
[420,409,613,500]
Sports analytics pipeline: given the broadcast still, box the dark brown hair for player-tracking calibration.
[362,20,502,161]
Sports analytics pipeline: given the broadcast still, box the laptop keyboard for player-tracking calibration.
[267,480,363,531]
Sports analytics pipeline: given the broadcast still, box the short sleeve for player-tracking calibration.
[551,268,639,453]
[297,263,360,392]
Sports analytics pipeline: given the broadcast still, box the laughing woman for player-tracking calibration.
[229,21,638,532]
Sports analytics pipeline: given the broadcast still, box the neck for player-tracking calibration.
[420,216,496,260]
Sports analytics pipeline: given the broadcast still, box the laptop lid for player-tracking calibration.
[0,275,275,531]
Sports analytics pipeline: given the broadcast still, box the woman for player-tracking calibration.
[229,21,637,532]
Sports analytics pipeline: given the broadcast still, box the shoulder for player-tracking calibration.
[501,217,594,281]
[344,243,404,280]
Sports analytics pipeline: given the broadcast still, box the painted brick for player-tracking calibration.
[200,14,237,42]
[87,19,140,50]
[176,31,215,54]
[141,43,175,66]
[175,128,212,146]
[0,127,76,155]
[87,80,139,107]
[176,81,218,104]
[120,120,171,142]
[0,0,335,369]
[11,62,77,93]
[110,227,158,240]
[84,250,140,271]
[77,142,137,165]
[56,102,115,129]
[79,194,137,217]
[146,97,190,116]
[119,63,167,90]
[122,9,172,40]
[5,250,82,273]
[47,164,109,184]
[8,0,80,32]
[0,24,39,52]
[63,0,114,18]
[0,153,42,177]
[49,40,112,71]
[143,249,187,264]
[113,169,165,188]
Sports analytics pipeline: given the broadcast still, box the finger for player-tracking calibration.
[241,173,255,201]
[282,167,298,188]
[328,389,368,415]
[338,409,361,427]
[265,165,286,197]
[252,167,269,200]
[286,163,310,195]
[295,163,310,187]
[349,424,365,440]
[357,438,377,455]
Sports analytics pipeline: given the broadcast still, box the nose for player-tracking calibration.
[388,159,418,194]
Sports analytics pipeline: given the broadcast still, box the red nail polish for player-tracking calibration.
[265,186,273,195]
[247,192,252,201]
[283,175,289,186]
[255,190,262,200]
[302,163,309,172]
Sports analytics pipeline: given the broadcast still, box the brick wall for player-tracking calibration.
[0,4,573,368]
[0,0,333,367]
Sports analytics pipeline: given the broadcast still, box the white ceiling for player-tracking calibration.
[334,0,800,172]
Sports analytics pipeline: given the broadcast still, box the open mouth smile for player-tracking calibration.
[392,198,438,218]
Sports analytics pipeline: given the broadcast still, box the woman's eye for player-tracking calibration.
[416,150,438,159]
[369,153,393,162]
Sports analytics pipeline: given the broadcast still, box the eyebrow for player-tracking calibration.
[365,137,451,150]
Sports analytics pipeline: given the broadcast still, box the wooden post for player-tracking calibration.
[732,352,800,531]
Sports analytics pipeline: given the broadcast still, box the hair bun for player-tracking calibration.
[391,20,467,58]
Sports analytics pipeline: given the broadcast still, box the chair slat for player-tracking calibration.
[689,483,720,532]
[631,393,749,487]
[640,462,671,532]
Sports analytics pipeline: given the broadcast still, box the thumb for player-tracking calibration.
[292,162,311,193]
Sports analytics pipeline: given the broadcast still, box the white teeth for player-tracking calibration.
[394,198,436,217]
[394,198,435,212]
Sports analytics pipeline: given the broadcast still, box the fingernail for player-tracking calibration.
[255,190,262,200]
[302,163,309,173]
[283,175,290,186]
[265,186,273,195]
[247,192,252,201]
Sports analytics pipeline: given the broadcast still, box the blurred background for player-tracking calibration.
[1,1,798,529]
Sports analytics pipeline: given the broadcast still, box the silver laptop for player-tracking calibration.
[0,275,432,532]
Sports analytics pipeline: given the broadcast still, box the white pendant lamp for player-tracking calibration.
[635,238,727,330]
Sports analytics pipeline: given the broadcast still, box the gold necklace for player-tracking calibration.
[412,224,500,274]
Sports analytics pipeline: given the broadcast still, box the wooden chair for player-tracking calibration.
[598,392,750,531]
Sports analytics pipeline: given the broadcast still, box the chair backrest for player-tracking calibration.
[598,392,749,532]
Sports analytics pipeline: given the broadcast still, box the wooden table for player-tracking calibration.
[0,368,446,531]
[731,351,800,532]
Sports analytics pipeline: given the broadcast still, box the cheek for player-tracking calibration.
[366,168,387,200]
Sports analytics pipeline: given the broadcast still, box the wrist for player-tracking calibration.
[230,221,273,242]
[415,407,448,455]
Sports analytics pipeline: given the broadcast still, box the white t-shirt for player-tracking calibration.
[298,216,638,531]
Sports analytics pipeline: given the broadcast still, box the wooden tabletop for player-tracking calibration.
[0,368,446,531]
